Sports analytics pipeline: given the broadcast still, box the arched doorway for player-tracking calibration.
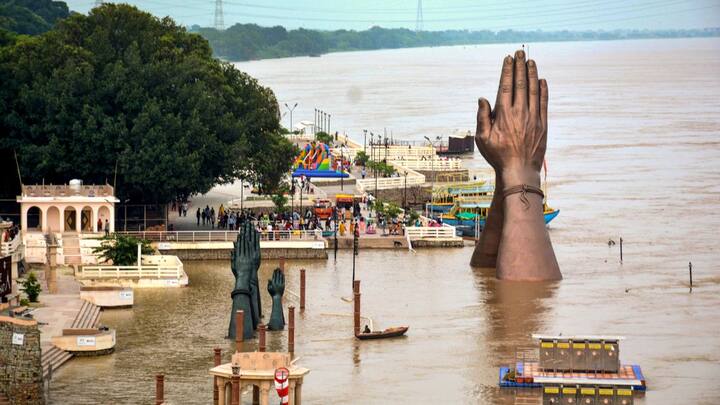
[64,207,77,232]
[81,206,93,232]
[98,206,111,232]
[26,206,42,230]
[47,206,61,233]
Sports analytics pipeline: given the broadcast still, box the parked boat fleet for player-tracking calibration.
[426,181,559,237]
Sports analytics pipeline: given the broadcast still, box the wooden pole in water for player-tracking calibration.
[231,374,240,405]
[254,324,267,405]
[258,324,267,352]
[353,280,361,336]
[155,374,164,405]
[213,348,221,405]
[300,269,306,311]
[279,257,285,272]
[235,310,244,352]
[288,305,295,354]
[689,261,693,291]
[619,237,623,263]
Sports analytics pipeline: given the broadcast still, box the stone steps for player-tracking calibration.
[40,300,102,380]
[41,346,73,380]
[0,392,9,405]
[71,300,102,329]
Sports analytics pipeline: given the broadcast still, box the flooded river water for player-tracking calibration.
[49,38,720,404]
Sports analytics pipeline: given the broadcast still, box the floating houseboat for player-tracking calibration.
[428,182,559,237]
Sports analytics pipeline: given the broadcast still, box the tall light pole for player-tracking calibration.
[284,102,298,131]
[424,136,437,217]
[363,129,367,153]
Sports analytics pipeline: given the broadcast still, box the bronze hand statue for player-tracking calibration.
[472,50,561,281]
[228,222,261,340]
[266,268,286,330]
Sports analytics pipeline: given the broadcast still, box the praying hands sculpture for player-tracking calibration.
[471,49,562,281]
[228,222,262,340]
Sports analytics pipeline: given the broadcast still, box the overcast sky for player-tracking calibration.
[65,0,720,31]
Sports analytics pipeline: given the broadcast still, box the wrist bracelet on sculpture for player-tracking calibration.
[503,184,544,210]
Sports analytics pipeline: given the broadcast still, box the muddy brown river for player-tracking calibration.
[49,38,720,404]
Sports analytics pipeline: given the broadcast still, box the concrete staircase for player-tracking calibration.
[40,300,102,379]
[0,392,10,405]
[42,346,73,380]
[62,233,81,265]
[71,299,102,329]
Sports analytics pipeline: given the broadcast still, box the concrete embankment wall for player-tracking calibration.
[165,248,328,261]
[0,317,44,404]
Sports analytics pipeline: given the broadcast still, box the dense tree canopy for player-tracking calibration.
[0,4,296,202]
[0,0,69,35]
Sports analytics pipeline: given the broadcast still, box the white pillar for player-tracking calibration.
[39,207,46,233]
[21,205,28,232]
[76,206,82,233]
[109,204,115,232]
[93,207,99,232]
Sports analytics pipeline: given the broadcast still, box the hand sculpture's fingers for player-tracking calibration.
[513,49,527,109]
[253,225,260,254]
[495,55,514,112]
[527,59,540,122]
[475,98,492,143]
[539,78,549,133]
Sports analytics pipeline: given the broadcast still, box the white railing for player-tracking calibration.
[1,235,20,256]
[355,174,425,192]
[405,224,457,239]
[115,229,324,242]
[391,158,463,171]
[79,265,182,280]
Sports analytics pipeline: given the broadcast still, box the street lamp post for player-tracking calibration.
[424,136,439,217]
[363,129,367,153]
[340,147,344,191]
[284,102,298,131]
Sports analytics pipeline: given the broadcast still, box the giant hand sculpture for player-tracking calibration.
[472,50,561,281]
[266,268,286,331]
[228,222,261,340]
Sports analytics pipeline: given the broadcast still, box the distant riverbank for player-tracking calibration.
[193,24,720,62]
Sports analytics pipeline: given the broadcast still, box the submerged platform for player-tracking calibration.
[499,362,646,391]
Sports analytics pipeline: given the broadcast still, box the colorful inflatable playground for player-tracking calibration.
[292,142,349,178]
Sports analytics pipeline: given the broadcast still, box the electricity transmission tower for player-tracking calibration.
[415,0,423,31]
[214,0,225,30]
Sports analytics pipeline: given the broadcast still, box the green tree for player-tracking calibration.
[354,151,369,166]
[93,234,153,266]
[315,131,333,145]
[21,271,41,302]
[0,4,295,203]
[0,0,69,35]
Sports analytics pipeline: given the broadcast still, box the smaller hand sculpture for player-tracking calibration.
[266,268,286,331]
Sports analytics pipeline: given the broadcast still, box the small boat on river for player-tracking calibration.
[356,326,409,340]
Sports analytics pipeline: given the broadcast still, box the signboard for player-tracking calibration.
[119,290,133,300]
[0,255,11,301]
[165,279,179,286]
[12,332,24,346]
[157,242,172,250]
[77,336,97,347]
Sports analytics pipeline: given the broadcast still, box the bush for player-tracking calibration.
[315,131,333,145]
[366,160,396,177]
[272,193,289,213]
[93,234,154,266]
[355,151,369,166]
[22,272,41,302]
